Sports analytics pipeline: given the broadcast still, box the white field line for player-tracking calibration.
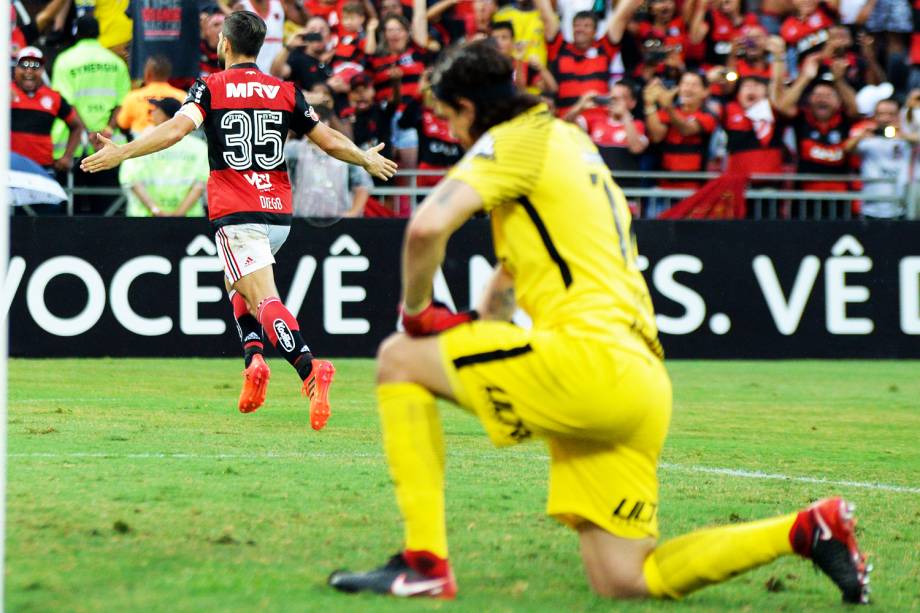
[8,450,920,495]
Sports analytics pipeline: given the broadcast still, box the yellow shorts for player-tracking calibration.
[438,321,672,540]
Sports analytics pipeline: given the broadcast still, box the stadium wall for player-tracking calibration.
[8,218,920,358]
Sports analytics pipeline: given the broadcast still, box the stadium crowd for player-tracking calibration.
[8,0,920,218]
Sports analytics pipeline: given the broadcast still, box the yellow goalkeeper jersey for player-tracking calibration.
[446,103,662,358]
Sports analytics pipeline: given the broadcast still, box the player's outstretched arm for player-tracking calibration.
[307,121,398,180]
[402,179,483,313]
[80,114,197,173]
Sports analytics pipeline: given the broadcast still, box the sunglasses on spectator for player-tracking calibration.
[18,59,42,70]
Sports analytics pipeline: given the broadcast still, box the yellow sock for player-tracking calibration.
[377,382,448,559]
[643,513,797,599]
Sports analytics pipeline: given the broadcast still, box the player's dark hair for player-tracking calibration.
[431,40,540,141]
[492,20,514,36]
[145,55,172,81]
[573,10,599,26]
[223,11,267,58]
[74,15,100,41]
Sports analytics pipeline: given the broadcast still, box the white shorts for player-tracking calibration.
[214,223,291,284]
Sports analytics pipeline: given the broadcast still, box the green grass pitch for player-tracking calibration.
[7,358,920,612]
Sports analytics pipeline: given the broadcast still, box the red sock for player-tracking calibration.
[404,550,449,577]
[230,291,262,364]
[257,297,313,377]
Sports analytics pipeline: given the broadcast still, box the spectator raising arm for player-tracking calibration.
[828,58,859,118]
[534,0,560,43]
[857,32,886,86]
[608,0,645,45]
[767,36,789,110]
[412,0,429,48]
[774,51,819,116]
[427,0,461,23]
[644,81,669,142]
[529,58,559,94]
[30,0,71,33]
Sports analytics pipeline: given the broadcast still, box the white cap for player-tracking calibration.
[16,46,44,64]
[856,82,894,116]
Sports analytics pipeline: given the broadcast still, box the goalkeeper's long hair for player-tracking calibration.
[430,40,541,141]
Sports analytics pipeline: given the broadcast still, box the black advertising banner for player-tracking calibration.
[7,218,920,358]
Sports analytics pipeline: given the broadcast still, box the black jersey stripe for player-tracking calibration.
[452,344,533,369]
[517,196,573,289]
[11,108,58,134]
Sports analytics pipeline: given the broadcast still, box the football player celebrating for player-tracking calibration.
[327,41,870,604]
[82,11,397,428]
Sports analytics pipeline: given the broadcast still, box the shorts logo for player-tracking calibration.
[612,498,658,525]
[273,319,296,353]
[485,385,531,442]
[244,256,255,266]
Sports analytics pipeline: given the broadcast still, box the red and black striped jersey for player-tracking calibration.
[704,11,761,67]
[365,44,431,107]
[547,33,618,117]
[334,31,367,65]
[183,64,319,227]
[793,109,851,191]
[780,4,837,61]
[397,98,462,169]
[636,17,690,59]
[655,106,718,187]
[10,82,76,167]
[723,100,786,174]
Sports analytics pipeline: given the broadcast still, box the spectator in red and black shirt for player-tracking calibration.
[365,0,431,168]
[340,72,397,171]
[199,12,224,78]
[365,10,430,108]
[645,71,718,188]
[10,47,84,173]
[689,0,762,68]
[568,81,649,185]
[820,26,886,90]
[775,52,858,191]
[536,0,641,117]
[780,0,838,69]
[396,73,463,188]
[334,2,374,64]
[634,0,699,66]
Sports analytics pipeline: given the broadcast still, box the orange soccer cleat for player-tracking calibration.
[238,353,270,413]
[302,359,335,430]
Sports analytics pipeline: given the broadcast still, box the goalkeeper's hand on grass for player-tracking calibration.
[400,301,478,337]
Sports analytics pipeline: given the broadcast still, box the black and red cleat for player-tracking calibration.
[328,551,457,599]
[790,497,871,604]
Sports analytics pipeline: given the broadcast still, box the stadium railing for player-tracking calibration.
[34,169,918,220]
